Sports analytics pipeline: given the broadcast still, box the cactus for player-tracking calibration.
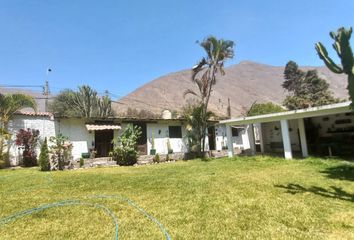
[315,27,354,107]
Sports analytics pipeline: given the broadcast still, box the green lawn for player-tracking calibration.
[0,156,353,239]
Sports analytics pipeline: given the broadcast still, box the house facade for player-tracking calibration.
[7,112,252,166]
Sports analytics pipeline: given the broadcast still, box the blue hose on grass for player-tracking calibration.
[92,195,172,240]
[0,195,172,240]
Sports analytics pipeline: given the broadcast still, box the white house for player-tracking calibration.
[7,111,254,166]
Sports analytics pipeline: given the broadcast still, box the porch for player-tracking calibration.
[220,102,353,159]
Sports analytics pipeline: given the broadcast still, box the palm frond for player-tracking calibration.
[183,89,199,99]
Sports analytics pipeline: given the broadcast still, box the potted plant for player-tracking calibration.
[150,132,156,155]
[167,138,173,154]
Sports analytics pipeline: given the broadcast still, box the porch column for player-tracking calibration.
[280,119,293,159]
[248,124,256,155]
[226,125,234,158]
[259,123,265,154]
[298,118,309,158]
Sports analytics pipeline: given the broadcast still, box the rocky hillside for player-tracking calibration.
[113,61,349,118]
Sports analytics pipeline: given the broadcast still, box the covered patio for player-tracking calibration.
[220,102,353,159]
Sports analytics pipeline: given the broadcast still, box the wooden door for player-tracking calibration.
[95,130,114,157]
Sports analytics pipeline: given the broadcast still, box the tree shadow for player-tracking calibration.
[320,164,354,181]
[275,183,354,202]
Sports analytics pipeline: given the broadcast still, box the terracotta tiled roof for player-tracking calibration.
[16,110,54,117]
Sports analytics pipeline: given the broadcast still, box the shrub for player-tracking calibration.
[110,124,142,166]
[39,138,50,171]
[79,158,84,167]
[166,154,170,162]
[15,128,40,167]
[154,153,160,163]
[49,134,73,170]
[0,158,6,169]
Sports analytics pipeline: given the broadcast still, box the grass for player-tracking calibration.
[0,156,353,239]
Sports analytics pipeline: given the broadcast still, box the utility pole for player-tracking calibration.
[44,68,51,112]
[227,98,231,119]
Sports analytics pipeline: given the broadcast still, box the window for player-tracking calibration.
[232,128,239,137]
[169,126,182,138]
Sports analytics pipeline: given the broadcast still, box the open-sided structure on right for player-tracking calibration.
[220,102,354,159]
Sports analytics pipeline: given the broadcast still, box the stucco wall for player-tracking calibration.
[57,118,93,160]
[215,124,250,151]
[261,120,300,152]
[8,115,56,166]
[146,121,189,154]
[310,113,354,137]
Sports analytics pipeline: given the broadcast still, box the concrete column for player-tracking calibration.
[226,125,234,158]
[248,124,256,155]
[280,120,293,159]
[298,118,309,158]
[258,123,265,154]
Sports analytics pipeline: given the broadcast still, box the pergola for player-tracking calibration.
[220,102,352,159]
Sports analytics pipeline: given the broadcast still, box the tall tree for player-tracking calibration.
[50,85,114,118]
[315,27,354,108]
[0,93,37,165]
[247,102,285,116]
[182,103,214,154]
[184,36,234,155]
[282,60,339,110]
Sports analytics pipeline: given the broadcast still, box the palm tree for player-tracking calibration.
[183,103,215,154]
[184,36,234,154]
[0,93,37,165]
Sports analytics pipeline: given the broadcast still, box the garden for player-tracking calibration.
[0,156,353,239]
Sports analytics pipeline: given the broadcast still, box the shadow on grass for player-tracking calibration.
[275,184,354,202]
[320,164,354,182]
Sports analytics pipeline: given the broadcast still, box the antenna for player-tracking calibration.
[227,98,231,118]
[44,68,52,112]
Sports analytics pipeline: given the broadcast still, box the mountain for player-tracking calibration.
[112,61,349,118]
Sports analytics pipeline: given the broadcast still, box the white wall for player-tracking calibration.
[261,120,300,152]
[215,124,250,151]
[8,115,56,166]
[57,118,93,160]
[310,113,354,137]
[146,121,188,154]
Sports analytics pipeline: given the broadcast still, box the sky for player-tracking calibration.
[0,0,353,98]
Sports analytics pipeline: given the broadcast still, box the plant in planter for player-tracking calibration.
[166,138,173,154]
[150,132,156,155]
[79,158,85,167]
[153,153,160,163]
[89,148,97,158]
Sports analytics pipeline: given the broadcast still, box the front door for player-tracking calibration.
[95,130,114,157]
[133,122,147,155]
[208,126,216,150]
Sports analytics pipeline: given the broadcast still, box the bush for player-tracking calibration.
[166,154,170,162]
[15,128,40,167]
[110,124,142,166]
[79,158,84,167]
[154,153,160,163]
[39,138,50,171]
[0,158,6,169]
[49,134,73,170]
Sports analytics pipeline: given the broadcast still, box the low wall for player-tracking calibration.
[137,148,242,165]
